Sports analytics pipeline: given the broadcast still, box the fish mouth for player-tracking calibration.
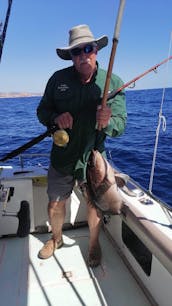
[88,150,97,167]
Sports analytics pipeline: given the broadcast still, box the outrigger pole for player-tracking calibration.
[0,0,13,62]
[0,56,172,162]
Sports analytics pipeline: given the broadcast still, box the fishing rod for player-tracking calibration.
[98,0,126,129]
[107,55,172,100]
[0,55,171,162]
[0,126,58,162]
[0,0,13,62]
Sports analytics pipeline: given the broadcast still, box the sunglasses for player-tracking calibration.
[70,44,96,57]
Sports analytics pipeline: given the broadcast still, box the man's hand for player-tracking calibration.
[96,105,112,130]
[54,112,73,129]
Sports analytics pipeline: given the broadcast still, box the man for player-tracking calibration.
[37,24,127,267]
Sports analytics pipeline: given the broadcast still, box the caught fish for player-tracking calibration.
[86,150,128,214]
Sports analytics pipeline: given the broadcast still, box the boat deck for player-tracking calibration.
[0,226,152,306]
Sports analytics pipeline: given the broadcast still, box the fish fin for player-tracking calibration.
[115,173,130,187]
[91,199,122,215]
[121,185,137,197]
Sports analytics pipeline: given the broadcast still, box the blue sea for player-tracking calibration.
[0,88,172,207]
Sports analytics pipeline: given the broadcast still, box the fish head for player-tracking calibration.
[87,150,107,187]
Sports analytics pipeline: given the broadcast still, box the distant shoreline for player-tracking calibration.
[0,93,42,98]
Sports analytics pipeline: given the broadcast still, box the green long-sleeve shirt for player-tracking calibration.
[37,64,127,180]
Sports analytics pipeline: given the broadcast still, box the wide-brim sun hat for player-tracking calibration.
[56,24,108,60]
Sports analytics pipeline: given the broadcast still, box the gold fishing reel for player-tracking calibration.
[53,129,69,147]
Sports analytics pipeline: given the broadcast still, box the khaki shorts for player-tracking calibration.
[47,165,75,202]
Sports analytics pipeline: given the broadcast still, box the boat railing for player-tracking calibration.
[18,153,50,169]
[17,153,172,218]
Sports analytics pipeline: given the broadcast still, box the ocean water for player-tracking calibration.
[0,88,172,207]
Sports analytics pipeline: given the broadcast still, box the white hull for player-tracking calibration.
[0,165,172,306]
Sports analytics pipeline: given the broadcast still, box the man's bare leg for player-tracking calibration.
[87,201,102,267]
[38,200,66,259]
[48,200,66,241]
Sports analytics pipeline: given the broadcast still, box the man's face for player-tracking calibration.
[70,44,97,77]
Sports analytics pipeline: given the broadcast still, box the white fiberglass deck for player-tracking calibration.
[0,227,152,306]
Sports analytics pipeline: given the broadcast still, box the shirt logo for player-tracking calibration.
[57,84,69,92]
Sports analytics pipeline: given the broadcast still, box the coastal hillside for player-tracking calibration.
[0,92,42,98]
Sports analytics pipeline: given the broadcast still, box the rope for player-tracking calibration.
[148,32,172,193]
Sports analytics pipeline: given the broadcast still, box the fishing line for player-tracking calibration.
[148,31,172,193]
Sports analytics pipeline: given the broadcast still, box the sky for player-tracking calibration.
[0,0,172,93]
